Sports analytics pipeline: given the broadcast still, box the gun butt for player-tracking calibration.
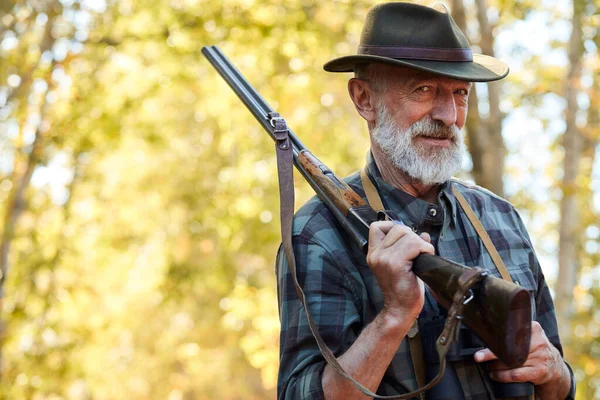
[414,253,532,368]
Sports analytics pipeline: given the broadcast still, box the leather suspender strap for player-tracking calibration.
[360,169,517,394]
[274,117,473,398]
[361,167,512,284]
[275,115,431,399]
[452,188,535,400]
[452,186,512,283]
[407,331,427,400]
[361,168,385,211]
[360,168,427,398]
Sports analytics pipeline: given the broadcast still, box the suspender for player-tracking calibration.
[452,188,512,282]
[359,168,514,396]
[359,168,513,282]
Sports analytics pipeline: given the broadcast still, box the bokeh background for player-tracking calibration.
[0,0,598,398]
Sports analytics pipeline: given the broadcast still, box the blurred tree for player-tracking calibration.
[0,0,65,380]
[450,0,506,196]
[555,0,586,348]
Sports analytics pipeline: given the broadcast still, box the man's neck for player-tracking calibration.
[371,146,441,204]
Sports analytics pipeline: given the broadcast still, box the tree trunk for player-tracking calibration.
[473,0,505,197]
[0,9,56,298]
[451,0,505,197]
[0,8,58,378]
[555,0,585,345]
[450,0,485,187]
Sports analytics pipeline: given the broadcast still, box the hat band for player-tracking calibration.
[358,45,473,62]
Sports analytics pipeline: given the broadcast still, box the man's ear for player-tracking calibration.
[348,78,378,125]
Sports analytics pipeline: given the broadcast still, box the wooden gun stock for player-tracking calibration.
[414,254,531,368]
[298,150,367,215]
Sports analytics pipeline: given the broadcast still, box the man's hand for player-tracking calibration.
[474,321,571,399]
[367,221,434,324]
[322,222,434,399]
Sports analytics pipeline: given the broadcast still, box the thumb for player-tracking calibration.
[368,221,395,252]
[419,232,431,243]
[474,348,498,362]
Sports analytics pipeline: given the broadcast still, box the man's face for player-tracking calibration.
[369,66,471,185]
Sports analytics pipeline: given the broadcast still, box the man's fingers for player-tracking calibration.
[368,221,411,249]
[379,224,412,248]
[419,232,431,243]
[475,348,531,383]
[368,222,434,256]
[368,221,395,251]
[474,348,499,363]
[488,367,534,383]
[420,240,435,255]
[482,359,511,371]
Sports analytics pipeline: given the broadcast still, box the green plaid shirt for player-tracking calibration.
[276,152,574,399]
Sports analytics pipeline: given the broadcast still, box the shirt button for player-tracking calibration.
[429,208,437,217]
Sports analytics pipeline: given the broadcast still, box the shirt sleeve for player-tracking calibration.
[276,234,362,400]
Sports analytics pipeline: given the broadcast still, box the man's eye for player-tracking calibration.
[456,89,469,96]
[417,86,431,92]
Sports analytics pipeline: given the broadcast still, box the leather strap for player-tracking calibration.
[361,168,427,397]
[361,168,512,284]
[275,118,478,398]
[361,168,385,211]
[274,114,384,398]
[359,169,517,394]
[273,113,372,395]
[407,331,426,399]
[452,187,534,400]
[452,186,512,283]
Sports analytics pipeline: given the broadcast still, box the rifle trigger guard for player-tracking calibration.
[268,112,291,150]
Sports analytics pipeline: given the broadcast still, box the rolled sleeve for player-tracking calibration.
[276,235,360,400]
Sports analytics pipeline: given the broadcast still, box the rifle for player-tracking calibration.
[201,45,532,398]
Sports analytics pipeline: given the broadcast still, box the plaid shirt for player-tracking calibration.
[276,152,574,399]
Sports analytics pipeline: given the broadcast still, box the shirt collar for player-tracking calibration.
[364,151,458,226]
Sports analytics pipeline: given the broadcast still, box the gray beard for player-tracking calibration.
[371,103,465,186]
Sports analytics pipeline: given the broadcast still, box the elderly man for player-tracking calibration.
[276,2,575,399]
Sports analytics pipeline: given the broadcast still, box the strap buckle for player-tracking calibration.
[268,112,290,150]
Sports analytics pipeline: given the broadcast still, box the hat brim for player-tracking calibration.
[323,53,508,82]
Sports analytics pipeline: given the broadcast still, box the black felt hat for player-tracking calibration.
[324,2,508,82]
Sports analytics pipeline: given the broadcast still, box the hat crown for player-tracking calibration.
[322,1,509,82]
[360,3,470,50]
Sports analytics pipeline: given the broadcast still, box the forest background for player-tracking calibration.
[0,0,598,398]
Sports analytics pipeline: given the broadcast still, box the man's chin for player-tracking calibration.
[392,156,461,186]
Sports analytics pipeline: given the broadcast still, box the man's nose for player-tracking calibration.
[430,91,457,127]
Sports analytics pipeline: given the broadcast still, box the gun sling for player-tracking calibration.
[360,168,523,398]
[275,113,490,398]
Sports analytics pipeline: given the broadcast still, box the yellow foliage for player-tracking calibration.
[0,0,598,399]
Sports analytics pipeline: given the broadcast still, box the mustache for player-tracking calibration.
[408,118,460,141]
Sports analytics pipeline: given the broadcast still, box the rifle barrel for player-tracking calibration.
[202,46,308,153]
[201,45,368,250]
